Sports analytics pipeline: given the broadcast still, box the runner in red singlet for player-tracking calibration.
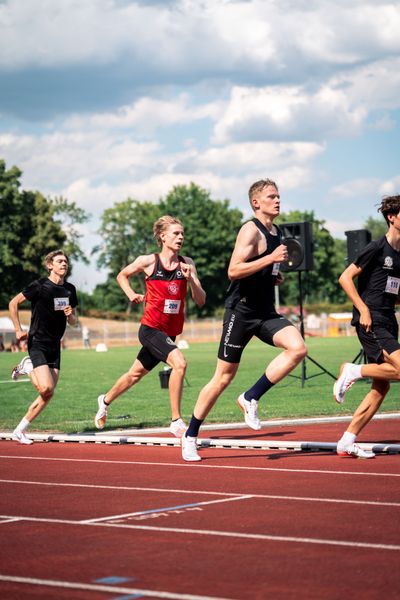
[94,215,206,437]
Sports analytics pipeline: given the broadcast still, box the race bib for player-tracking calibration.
[385,276,400,295]
[272,262,280,276]
[54,297,69,311]
[164,299,181,314]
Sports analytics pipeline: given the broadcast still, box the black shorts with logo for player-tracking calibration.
[217,308,293,363]
[28,336,61,370]
[137,325,178,371]
[356,311,400,363]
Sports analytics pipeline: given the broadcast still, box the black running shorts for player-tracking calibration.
[137,325,177,371]
[356,312,400,363]
[217,308,293,363]
[28,336,61,370]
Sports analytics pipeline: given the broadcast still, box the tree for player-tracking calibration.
[277,211,347,305]
[92,199,160,312]
[0,159,89,308]
[363,216,386,240]
[92,184,243,316]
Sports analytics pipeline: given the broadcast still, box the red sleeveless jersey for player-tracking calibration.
[141,254,188,336]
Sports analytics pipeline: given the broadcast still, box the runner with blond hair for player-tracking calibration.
[95,215,206,436]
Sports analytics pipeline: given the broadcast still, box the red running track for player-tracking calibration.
[0,417,399,600]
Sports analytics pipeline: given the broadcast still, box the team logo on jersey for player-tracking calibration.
[383,256,394,269]
[168,282,179,295]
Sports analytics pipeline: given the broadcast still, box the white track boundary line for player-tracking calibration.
[1,479,399,508]
[0,431,399,453]
[1,454,399,477]
[82,494,252,524]
[0,574,231,600]
[1,515,399,551]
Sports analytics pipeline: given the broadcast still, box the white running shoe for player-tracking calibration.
[169,418,187,438]
[237,393,261,430]
[337,443,375,459]
[12,429,33,445]
[182,434,201,462]
[333,363,357,404]
[11,356,33,381]
[95,394,108,429]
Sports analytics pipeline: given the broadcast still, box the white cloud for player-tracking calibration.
[213,84,367,143]
[330,178,382,199]
[1,0,399,79]
[65,94,224,133]
[380,176,400,197]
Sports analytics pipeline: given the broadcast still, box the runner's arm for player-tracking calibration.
[228,222,288,280]
[8,292,29,341]
[116,255,154,304]
[181,258,206,307]
[339,263,372,332]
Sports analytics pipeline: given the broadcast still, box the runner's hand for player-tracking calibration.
[180,262,193,281]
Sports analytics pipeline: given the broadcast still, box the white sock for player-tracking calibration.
[348,364,363,379]
[16,417,30,432]
[339,431,356,447]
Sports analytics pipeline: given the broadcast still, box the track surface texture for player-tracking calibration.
[1,417,399,600]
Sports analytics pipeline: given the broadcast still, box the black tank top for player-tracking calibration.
[224,218,282,315]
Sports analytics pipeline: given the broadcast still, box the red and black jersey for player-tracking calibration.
[141,254,188,336]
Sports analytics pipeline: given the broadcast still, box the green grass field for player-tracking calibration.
[0,336,399,433]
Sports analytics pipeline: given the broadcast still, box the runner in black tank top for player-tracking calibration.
[225,218,283,317]
[333,194,400,459]
[182,179,308,461]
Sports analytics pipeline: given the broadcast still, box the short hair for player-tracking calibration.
[248,179,278,209]
[153,215,184,247]
[44,250,69,272]
[378,195,400,225]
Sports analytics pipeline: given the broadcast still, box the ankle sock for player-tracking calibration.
[339,431,356,447]
[186,415,204,438]
[244,374,274,401]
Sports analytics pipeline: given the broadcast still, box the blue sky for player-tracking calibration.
[1,0,400,291]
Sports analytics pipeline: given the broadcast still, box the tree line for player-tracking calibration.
[0,159,387,316]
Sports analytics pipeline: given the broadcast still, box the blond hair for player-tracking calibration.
[153,215,183,247]
[248,179,278,209]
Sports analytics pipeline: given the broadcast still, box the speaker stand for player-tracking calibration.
[291,271,337,388]
[351,347,367,365]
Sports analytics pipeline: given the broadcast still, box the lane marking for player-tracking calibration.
[0,574,232,600]
[0,515,399,551]
[1,454,399,477]
[1,479,399,508]
[81,495,253,524]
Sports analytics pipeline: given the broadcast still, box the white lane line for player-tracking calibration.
[1,479,399,508]
[0,515,399,551]
[81,495,253,524]
[1,454,399,477]
[0,574,233,600]
[0,517,22,524]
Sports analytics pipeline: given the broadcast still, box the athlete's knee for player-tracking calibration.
[126,366,146,386]
[289,340,307,363]
[171,357,187,377]
[215,369,235,392]
[38,384,54,401]
[168,351,187,375]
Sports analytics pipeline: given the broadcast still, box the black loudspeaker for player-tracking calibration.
[345,229,371,265]
[280,221,314,272]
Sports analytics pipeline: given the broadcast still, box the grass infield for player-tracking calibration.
[0,336,399,434]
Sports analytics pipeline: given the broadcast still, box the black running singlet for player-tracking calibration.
[224,218,282,316]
